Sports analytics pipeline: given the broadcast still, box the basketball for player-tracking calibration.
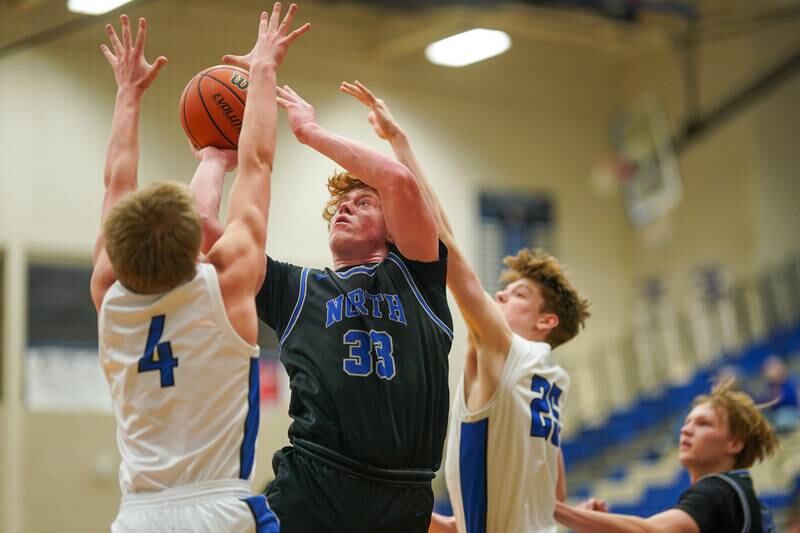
[179,65,250,149]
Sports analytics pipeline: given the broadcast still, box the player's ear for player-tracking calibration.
[537,313,559,332]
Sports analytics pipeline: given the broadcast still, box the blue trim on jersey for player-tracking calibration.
[239,357,260,480]
[331,263,381,279]
[279,267,310,346]
[460,419,489,533]
[386,253,453,340]
[244,495,281,533]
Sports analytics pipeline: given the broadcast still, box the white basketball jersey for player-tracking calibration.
[99,263,260,494]
[444,334,570,533]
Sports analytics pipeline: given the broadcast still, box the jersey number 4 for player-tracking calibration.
[342,329,396,380]
[530,375,562,446]
[138,315,179,388]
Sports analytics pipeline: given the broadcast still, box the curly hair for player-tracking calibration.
[499,249,590,348]
[693,378,779,468]
[322,171,375,223]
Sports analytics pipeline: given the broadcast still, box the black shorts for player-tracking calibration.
[264,446,434,533]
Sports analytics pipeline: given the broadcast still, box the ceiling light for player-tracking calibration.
[425,29,511,68]
[67,0,134,15]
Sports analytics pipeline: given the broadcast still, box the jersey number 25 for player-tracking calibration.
[530,375,562,446]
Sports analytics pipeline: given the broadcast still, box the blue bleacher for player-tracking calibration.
[563,322,800,467]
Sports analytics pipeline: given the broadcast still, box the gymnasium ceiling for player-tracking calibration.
[2,0,800,61]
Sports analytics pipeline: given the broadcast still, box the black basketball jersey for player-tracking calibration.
[256,243,453,470]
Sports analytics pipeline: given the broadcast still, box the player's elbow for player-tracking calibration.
[385,164,419,198]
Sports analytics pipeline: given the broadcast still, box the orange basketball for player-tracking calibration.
[179,65,250,149]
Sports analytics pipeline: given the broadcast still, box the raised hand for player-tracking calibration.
[276,84,317,142]
[222,2,310,71]
[339,80,402,141]
[100,15,167,93]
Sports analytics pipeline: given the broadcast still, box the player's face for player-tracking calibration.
[328,188,391,254]
[678,403,740,469]
[494,279,553,339]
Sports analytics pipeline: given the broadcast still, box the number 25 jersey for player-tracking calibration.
[99,263,260,494]
[444,334,569,533]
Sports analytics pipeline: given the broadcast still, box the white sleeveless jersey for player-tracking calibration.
[444,334,569,533]
[99,263,260,494]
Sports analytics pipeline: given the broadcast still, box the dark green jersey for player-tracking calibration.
[256,243,453,470]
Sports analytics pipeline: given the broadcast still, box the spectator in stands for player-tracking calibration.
[758,355,799,433]
[555,378,779,532]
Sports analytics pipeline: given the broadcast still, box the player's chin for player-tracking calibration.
[677,447,693,465]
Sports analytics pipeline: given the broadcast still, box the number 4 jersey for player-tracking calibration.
[444,334,570,533]
[98,263,260,494]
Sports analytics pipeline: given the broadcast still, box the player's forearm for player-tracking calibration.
[296,122,413,192]
[387,130,455,238]
[103,88,143,190]
[190,155,227,221]
[190,155,228,253]
[236,62,277,211]
[555,502,652,533]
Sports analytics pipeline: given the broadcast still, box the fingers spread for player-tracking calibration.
[105,24,123,55]
[133,17,147,56]
[277,3,297,35]
[100,44,116,65]
[285,22,311,45]
[267,3,282,34]
[258,10,270,35]
[120,14,132,49]
[145,56,168,84]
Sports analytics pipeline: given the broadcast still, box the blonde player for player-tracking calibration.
[90,6,308,532]
[341,81,591,533]
[555,380,779,532]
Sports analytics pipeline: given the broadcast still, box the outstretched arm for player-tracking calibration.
[188,145,236,254]
[277,85,438,262]
[340,81,512,361]
[90,15,167,310]
[207,3,308,304]
[554,502,699,533]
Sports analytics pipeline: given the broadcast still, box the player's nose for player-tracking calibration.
[338,200,354,215]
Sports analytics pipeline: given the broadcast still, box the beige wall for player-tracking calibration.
[1,1,798,531]
[615,21,800,297]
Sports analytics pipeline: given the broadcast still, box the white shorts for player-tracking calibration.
[112,480,279,533]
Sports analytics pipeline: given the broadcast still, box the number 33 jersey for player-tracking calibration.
[257,243,453,470]
[444,334,570,533]
[98,263,260,494]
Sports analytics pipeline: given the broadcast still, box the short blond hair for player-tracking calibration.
[322,171,375,223]
[693,378,779,469]
[104,182,201,294]
[500,249,590,348]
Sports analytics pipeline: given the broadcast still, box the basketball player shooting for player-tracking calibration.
[190,73,456,531]
[90,6,308,532]
[341,80,591,533]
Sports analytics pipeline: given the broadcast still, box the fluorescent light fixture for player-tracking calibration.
[425,28,511,68]
[68,0,134,15]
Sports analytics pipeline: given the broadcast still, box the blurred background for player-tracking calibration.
[1,0,799,531]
